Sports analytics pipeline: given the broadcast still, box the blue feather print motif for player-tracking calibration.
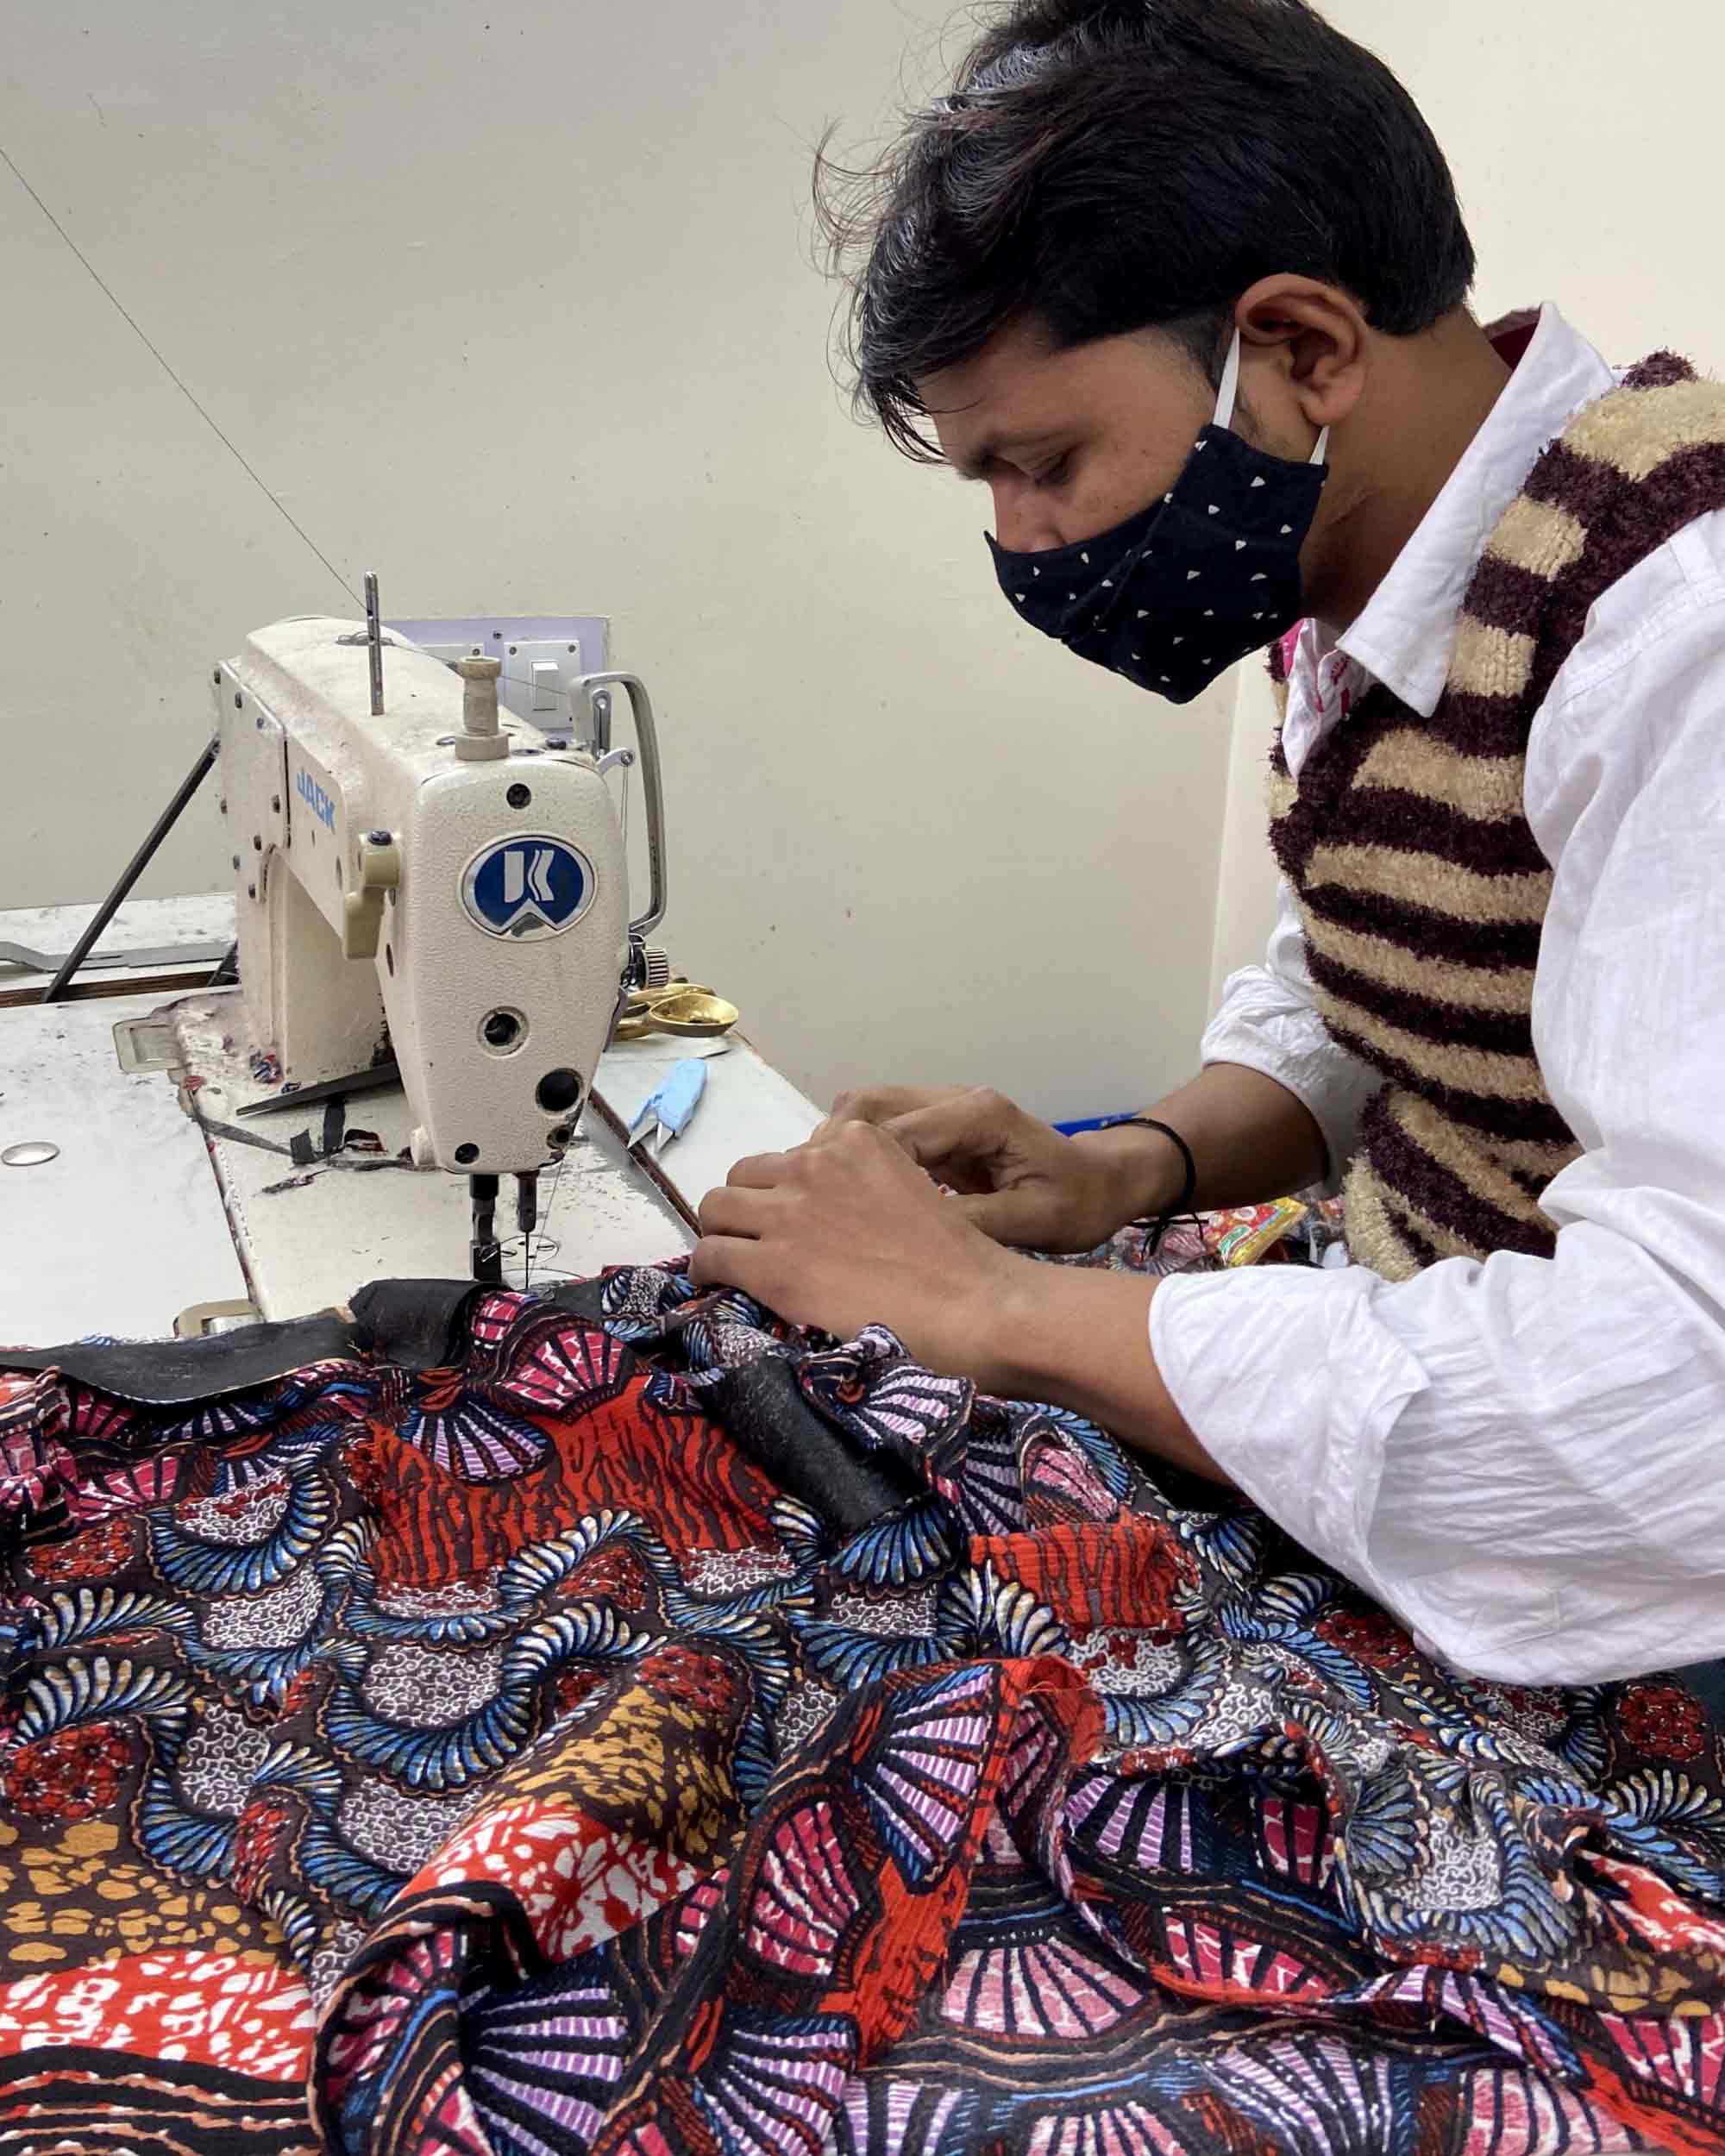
[597,1264,699,1342]
[1170,1501,1270,1589]
[1101,1635,1232,1752]
[148,1464,336,1596]
[323,1603,647,1793]
[1596,1769,1725,1900]
[830,1496,956,1589]
[1218,1573,1377,1710]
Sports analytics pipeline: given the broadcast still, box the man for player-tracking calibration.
[693,0,1725,1689]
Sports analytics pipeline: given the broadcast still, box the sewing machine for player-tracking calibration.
[0,598,823,1341]
[212,589,666,1282]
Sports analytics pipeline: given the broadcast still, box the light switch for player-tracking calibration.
[530,661,560,712]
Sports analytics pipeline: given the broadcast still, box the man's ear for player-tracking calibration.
[1235,278,1369,436]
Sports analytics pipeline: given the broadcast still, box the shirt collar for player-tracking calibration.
[1335,304,1616,717]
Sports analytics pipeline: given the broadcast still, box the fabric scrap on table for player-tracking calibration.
[1,1263,1722,2156]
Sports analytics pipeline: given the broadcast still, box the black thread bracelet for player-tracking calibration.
[1107,1116,1199,1256]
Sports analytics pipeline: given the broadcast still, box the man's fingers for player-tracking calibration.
[820,1085,969,1138]
[696,1185,781,1239]
[826,1087,937,1125]
[882,1087,1019,1174]
[689,1233,776,1300]
[724,1151,794,1189]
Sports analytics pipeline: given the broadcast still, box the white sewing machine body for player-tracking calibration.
[216,616,640,1176]
[0,601,823,1337]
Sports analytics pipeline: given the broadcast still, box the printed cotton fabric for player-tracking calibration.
[3,1265,1724,2156]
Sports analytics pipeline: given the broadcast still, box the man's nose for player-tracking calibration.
[988,477,1063,555]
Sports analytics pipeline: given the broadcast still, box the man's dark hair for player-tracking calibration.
[818,0,1476,460]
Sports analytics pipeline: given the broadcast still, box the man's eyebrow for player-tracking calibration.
[950,430,1064,481]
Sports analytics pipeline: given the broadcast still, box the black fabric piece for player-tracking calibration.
[348,1279,485,1372]
[1678,1661,1725,1724]
[322,1094,347,1158]
[290,1130,317,1167]
[546,1280,611,1325]
[707,1357,919,1532]
[0,1313,360,1402]
[543,1282,917,1529]
[988,421,1327,705]
[5,1276,914,1527]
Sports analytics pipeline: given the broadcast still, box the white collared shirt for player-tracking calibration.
[1153,304,1725,1683]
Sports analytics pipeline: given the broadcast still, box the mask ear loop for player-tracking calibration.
[1214,329,1332,465]
[1213,331,1244,431]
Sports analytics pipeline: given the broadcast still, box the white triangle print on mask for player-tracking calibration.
[984,319,1323,701]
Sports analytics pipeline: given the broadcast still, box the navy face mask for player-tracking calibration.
[987,333,1330,704]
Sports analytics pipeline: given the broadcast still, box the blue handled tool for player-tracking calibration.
[627,1057,709,1156]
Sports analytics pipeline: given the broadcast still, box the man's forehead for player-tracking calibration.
[916,320,1064,467]
[916,321,1197,472]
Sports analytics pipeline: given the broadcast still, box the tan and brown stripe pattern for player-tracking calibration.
[1267,352,1725,1281]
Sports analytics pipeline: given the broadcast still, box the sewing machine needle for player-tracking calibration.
[515,1172,538,1289]
[471,1174,502,1284]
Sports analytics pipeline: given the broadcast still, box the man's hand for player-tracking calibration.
[691,1120,1220,1479]
[692,1122,1029,1382]
[821,1085,1182,1255]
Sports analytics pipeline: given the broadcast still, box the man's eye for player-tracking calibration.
[1037,454,1073,488]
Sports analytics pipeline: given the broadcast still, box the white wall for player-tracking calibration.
[0,1,1236,1124]
[1209,0,1725,1000]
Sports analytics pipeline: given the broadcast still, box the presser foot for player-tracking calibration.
[470,1174,503,1284]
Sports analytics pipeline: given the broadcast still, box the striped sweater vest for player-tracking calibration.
[1268,350,1725,1282]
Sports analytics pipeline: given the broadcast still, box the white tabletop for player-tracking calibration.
[0,994,253,1345]
[0,897,822,1343]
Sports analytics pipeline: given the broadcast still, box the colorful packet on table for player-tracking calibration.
[1209,1197,1308,1267]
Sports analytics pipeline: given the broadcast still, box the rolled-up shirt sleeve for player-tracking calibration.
[1155,533,1725,1685]
[1201,882,1380,1191]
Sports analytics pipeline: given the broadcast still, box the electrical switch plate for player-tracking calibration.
[385,616,611,741]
